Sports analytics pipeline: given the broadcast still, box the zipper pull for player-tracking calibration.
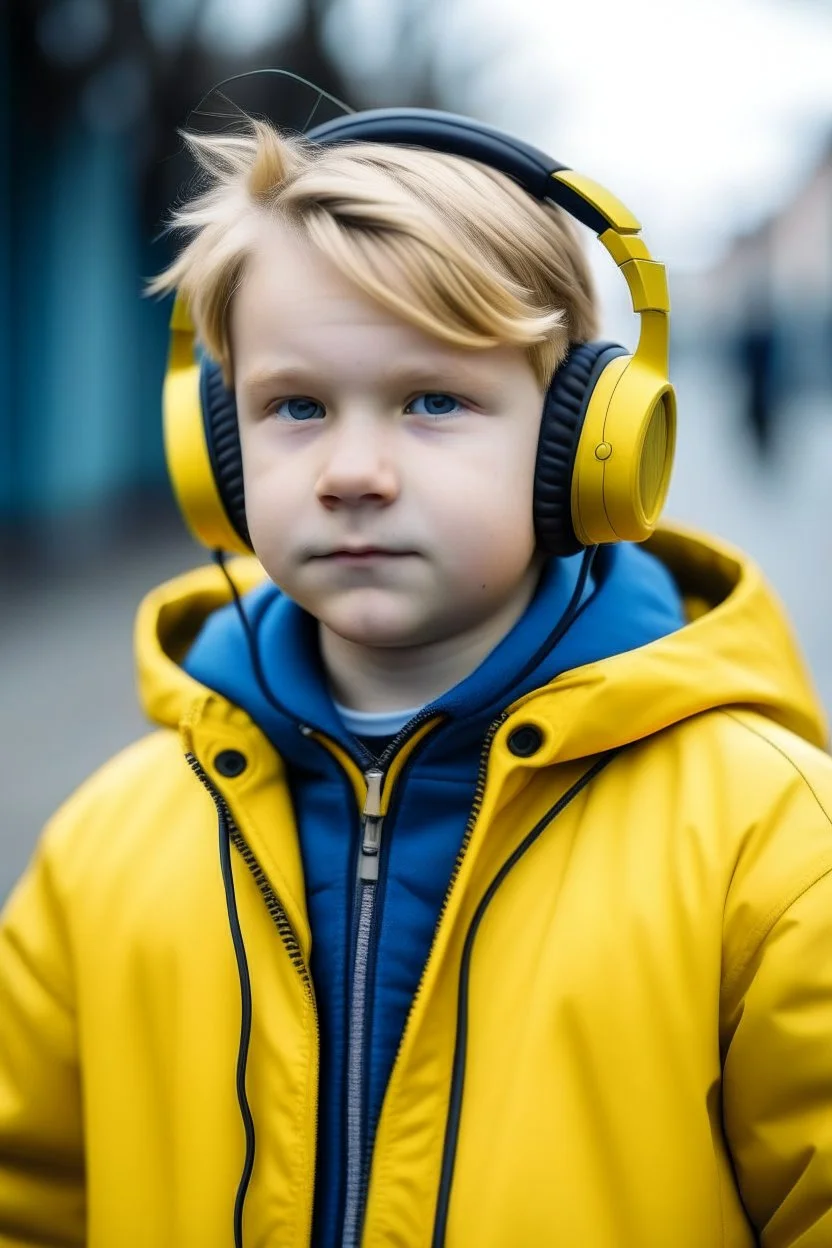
[360,768,384,882]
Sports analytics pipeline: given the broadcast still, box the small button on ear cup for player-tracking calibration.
[534,342,629,557]
[199,358,252,550]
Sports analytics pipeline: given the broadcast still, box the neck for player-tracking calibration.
[320,562,543,713]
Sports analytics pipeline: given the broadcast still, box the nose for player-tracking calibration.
[315,417,400,510]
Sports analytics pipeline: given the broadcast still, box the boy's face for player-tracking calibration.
[231,219,547,656]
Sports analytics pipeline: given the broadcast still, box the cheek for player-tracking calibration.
[432,431,538,533]
[239,458,297,573]
[431,465,538,586]
[238,425,296,503]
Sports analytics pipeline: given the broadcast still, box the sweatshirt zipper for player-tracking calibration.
[385,711,509,1084]
[340,708,443,1248]
[186,754,320,1244]
[341,766,385,1248]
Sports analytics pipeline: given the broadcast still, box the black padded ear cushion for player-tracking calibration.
[199,358,252,550]
[534,340,629,557]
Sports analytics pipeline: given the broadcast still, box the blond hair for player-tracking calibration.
[149,117,600,387]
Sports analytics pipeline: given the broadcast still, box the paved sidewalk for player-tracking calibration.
[0,525,200,901]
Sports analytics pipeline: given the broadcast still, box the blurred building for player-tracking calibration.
[662,135,832,732]
[674,134,832,454]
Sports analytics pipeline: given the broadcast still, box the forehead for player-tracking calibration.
[231,217,471,369]
[232,217,420,350]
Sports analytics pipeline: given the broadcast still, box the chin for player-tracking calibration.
[321,599,430,650]
[326,618,421,649]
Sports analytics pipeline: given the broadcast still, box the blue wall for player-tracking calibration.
[4,72,170,524]
[0,17,11,517]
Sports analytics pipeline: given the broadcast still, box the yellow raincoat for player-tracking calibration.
[1,524,831,1247]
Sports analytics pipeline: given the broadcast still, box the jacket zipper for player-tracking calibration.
[186,754,320,1244]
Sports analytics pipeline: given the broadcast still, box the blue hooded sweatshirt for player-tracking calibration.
[184,542,686,1245]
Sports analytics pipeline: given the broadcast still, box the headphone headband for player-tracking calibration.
[308,108,576,208]
[307,107,639,237]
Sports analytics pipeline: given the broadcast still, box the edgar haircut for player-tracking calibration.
[149,116,600,387]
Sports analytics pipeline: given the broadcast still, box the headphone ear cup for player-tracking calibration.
[199,358,252,550]
[534,341,628,556]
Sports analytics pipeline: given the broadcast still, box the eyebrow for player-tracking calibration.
[240,366,313,398]
[239,359,493,398]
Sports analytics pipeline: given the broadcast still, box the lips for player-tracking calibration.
[330,547,403,556]
[312,545,414,558]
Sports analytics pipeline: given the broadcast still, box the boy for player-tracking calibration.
[1,105,831,1248]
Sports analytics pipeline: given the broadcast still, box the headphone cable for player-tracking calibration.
[209,548,281,1248]
[481,543,599,713]
[217,793,255,1248]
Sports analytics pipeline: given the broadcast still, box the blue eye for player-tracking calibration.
[274,397,325,422]
[407,393,464,418]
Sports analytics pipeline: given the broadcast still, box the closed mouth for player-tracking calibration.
[314,547,416,558]
[328,550,414,561]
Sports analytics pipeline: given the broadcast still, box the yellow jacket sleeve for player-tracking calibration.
[722,869,832,1246]
[0,833,85,1246]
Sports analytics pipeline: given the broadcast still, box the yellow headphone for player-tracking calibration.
[163,107,675,559]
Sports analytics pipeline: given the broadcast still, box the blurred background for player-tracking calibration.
[2,0,832,899]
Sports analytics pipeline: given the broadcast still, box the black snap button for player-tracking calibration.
[507,725,543,758]
[214,749,248,778]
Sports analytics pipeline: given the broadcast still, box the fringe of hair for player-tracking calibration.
[148,117,600,387]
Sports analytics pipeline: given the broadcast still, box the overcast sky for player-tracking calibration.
[463,0,832,271]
